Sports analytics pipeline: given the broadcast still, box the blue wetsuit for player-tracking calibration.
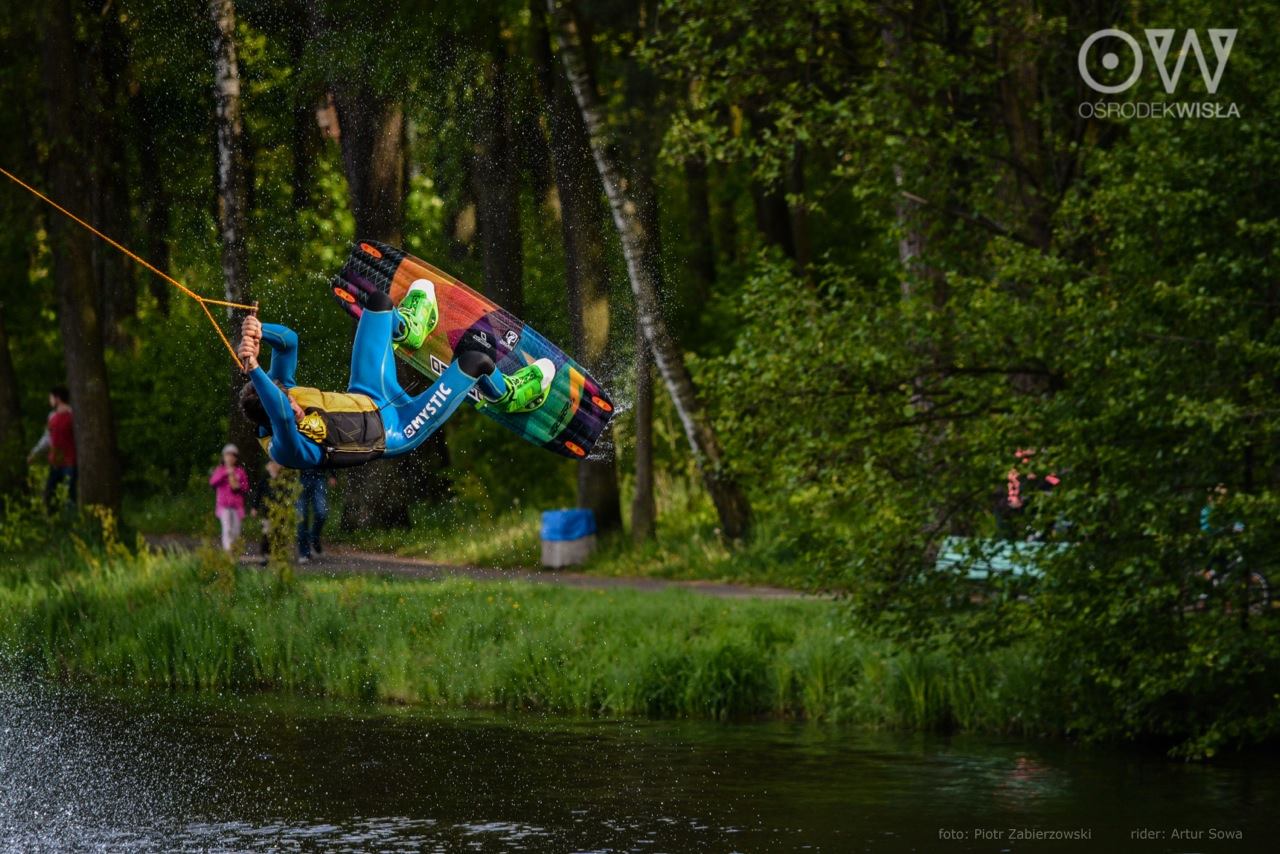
[248,308,483,469]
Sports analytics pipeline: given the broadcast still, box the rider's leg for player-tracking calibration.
[474,365,507,401]
[346,291,408,406]
[382,351,496,457]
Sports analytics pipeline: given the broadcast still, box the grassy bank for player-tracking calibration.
[326,501,825,589]
[127,483,822,589]
[0,548,1055,733]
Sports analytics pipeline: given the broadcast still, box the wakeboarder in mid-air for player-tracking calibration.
[237,284,554,469]
[0,169,603,464]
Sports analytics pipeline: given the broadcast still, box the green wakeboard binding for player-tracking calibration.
[482,358,556,415]
[394,280,439,350]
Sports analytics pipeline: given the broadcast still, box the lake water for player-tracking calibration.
[2,676,1277,852]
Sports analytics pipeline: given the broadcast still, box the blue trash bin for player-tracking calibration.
[541,509,597,567]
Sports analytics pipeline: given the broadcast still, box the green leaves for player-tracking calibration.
[670,0,1280,753]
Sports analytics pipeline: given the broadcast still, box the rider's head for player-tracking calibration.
[240,380,304,430]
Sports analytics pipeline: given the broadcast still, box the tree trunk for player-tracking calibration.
[41,0,121,513]
[751,179,795,258]
[631,328,655,542]
[715,180,738,269]
[132,89,172,316]
[995,0,1053,252]
[684,155,716,317]
[548,0,751,541]
[444,154,477,264]
[532,2,622,535]
[0,303,24,495]
[785,144,812,272]
[333,94,405,242]
[210,0,250,313]
[89,3,134,347]
[286,23,319,211]
[882,13,952,550]
[472,23,524,315]
[332,84,444,531]
[209,0,261,478]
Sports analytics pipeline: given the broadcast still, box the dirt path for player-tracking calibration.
[148,536,807,600]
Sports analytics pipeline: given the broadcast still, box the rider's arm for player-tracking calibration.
[248,367,323,468]
[260,323,299,387]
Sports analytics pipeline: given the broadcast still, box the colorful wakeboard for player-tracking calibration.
[330,240,614,460]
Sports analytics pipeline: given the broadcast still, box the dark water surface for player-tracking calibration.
[2,677,1277,853]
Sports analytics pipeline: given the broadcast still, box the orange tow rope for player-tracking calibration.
[0,166,256,369]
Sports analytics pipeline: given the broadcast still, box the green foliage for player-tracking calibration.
[655,0,1280,755]
[0,469,59,553]
[263,469,301,581]
[0,548,1054,731]
[0,472,141,561]
[4,0,1279,756]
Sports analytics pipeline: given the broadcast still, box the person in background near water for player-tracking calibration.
[209,444,250,553]
[26,385,76,509]
[297,469,334,564]
[1200,483,1243,536]
[250,459,285,565]
[994,448,1060,540]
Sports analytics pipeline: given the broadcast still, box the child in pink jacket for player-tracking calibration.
[209,443,250,553]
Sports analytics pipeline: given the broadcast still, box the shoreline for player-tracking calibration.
[0,548,1050,734]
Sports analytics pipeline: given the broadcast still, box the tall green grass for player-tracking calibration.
[0,548,1060,733]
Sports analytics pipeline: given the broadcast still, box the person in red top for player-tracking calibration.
[27,385,76,509]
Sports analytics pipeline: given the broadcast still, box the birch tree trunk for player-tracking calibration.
[42,0,121,513]
[209,0,261,475]
[882,11,951,554]
[548,0,751,541]
[210,0,250,317]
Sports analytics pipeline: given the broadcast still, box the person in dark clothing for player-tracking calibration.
[27,385,76,509]
[250,459,286,564]
[297,469,332,563]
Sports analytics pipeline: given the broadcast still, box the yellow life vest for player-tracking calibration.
[285,386,386,467]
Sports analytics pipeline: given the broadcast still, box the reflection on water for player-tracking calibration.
[2,675,1278,852]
